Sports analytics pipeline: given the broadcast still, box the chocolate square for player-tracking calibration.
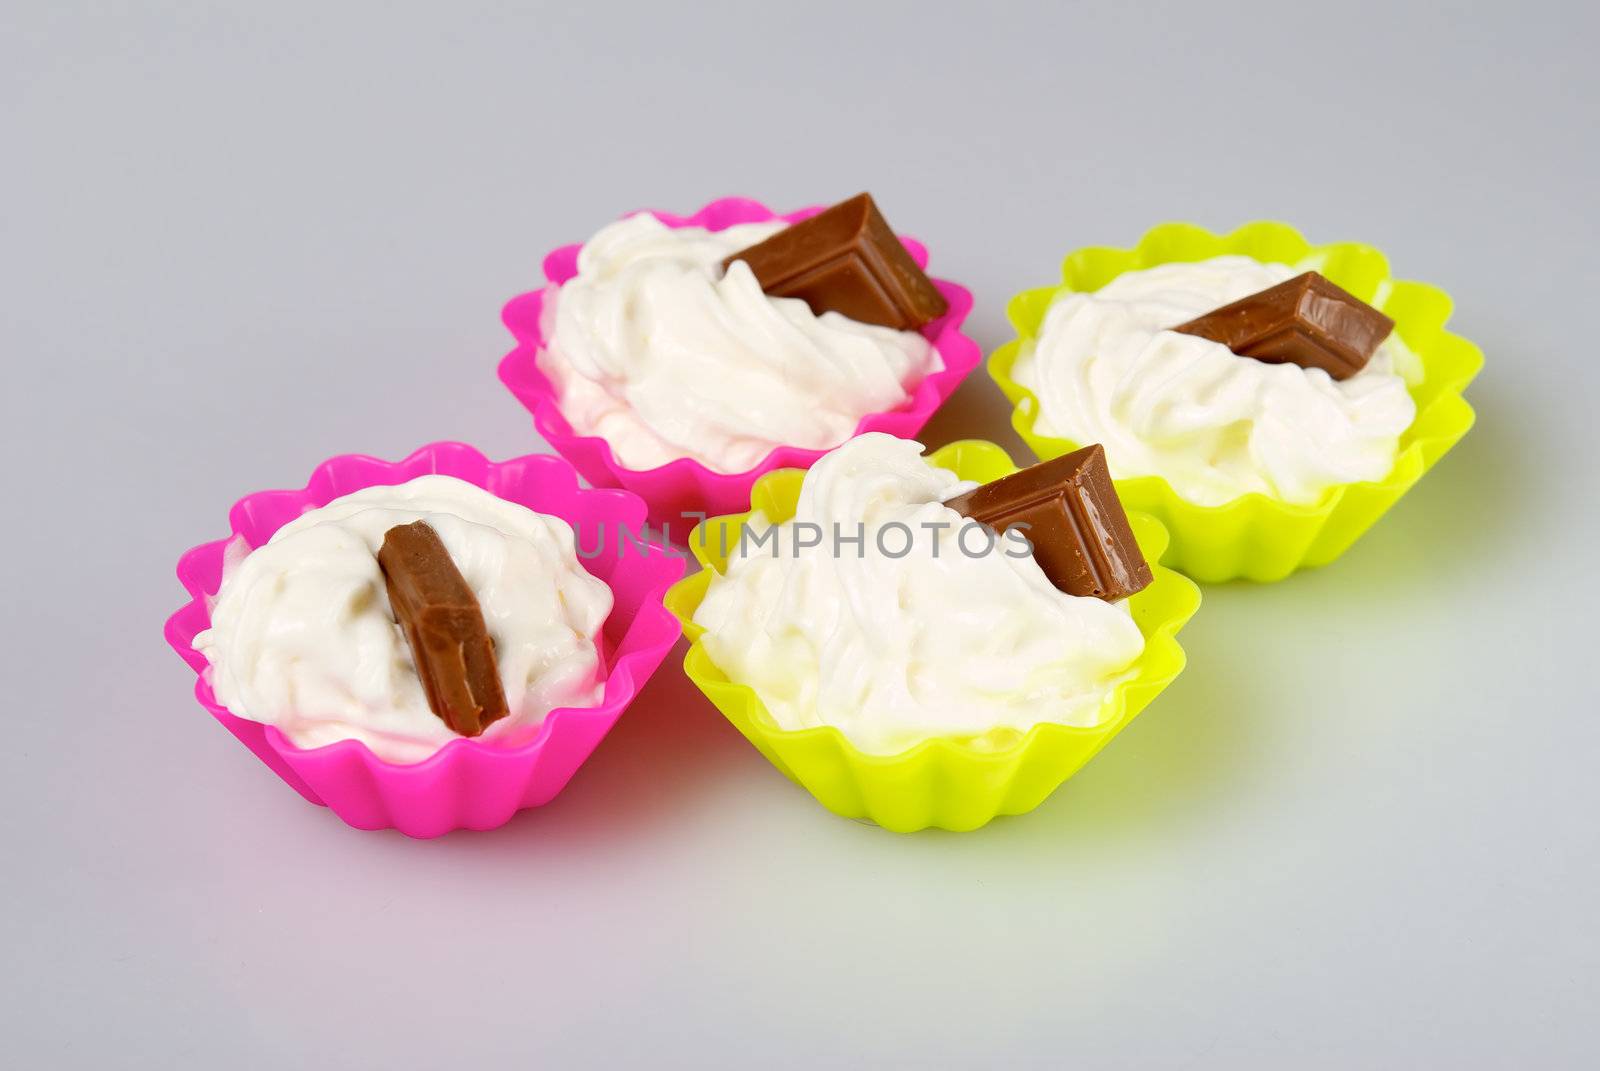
[945,444,1152,602]
[721,192,948,330]
[1172,271,1394,380]
[378,521,509,737]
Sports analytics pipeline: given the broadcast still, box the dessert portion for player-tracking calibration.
[193,476,613,764]
[538,194,945,474]
[1010,256,1420,507]
[691,433,1149,755]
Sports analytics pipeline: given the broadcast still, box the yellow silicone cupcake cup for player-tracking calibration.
[664,440,1202,833]
[988,222,1484,583]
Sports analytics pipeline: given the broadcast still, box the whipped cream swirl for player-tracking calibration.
[692,434,1146,754]
[1010,256,1419,506]
[193,476,613,764]
[539,214,939,473]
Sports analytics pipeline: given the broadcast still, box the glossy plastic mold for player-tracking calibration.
[497,196,982,533]
[664,440,1201,833]
[164,443,684,838]
[988,221,1484,582]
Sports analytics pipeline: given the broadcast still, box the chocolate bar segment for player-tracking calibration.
[1172,271,1394,380]
[377,521,509,737]
[721,192,948,330]
[945,444,1152,602]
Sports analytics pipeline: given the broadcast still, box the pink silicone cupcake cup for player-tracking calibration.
[497,196,982,532]
[163,442,685,838]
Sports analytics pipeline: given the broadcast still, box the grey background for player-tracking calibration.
[4,1,1597,1067]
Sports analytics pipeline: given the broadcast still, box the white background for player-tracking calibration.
[4,2,1597,1067]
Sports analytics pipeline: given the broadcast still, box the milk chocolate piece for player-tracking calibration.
[946,444,1152,602]
[1172,271,1393,380]
[721,192,948,330]
[377,521,508,737]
